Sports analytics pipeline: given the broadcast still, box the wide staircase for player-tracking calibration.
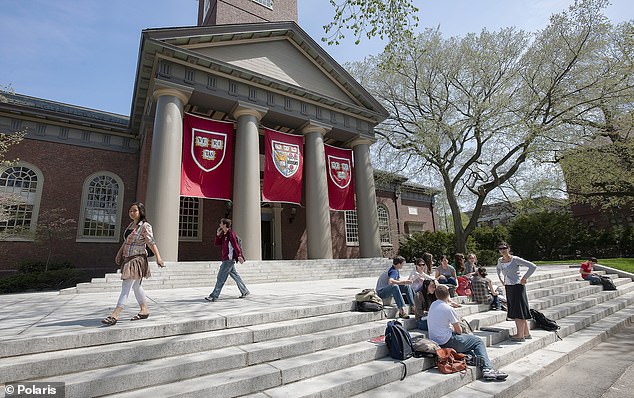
[2,265,634,397]
[60,258,393,294]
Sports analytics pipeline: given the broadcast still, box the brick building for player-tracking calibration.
[0,0,437,275]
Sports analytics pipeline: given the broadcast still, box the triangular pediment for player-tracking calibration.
[190,39,355,105]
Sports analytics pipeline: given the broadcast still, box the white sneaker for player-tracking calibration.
[483,368,508,381]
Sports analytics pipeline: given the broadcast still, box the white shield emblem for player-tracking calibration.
[327,155,352,189]
[272,140,300,178]
[191,128,227,172]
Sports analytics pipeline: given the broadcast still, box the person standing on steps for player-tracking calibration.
[496,241,537,342]
[205,218,249,302]
[427,284,508,381]
[101,202,165,326]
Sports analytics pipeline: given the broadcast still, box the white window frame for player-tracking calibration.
[0,162,44,241]
[344,210,359,245]
[252,0,273,9]
[377,204,392,246]
[179,196,203,241]
[76,171,124,242]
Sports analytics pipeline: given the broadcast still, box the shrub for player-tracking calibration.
[398,230,457,264]
[17,261,73,274]
[0,268,88,294]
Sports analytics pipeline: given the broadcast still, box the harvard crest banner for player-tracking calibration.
[262,128,303,204]
[181,114,234,200]
[324,144,355,211]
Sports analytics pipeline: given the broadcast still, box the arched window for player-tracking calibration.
[77,172,124,242]
[179,196,202,241]
[377,204,392,245]
[0,163,44,239]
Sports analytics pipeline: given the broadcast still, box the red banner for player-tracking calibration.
[181,114,234,200]
[262,129,303,205]
[325,144,355,210]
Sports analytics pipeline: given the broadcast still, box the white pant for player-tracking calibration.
[116,279,146,308]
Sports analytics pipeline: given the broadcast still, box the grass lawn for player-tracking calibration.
[536,258,634,273]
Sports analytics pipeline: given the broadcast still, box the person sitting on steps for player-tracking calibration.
[427,284,508,381]
[414,279,461,330]
[471,267,501,310]
[580,257,602,285]
[376,256,415,319]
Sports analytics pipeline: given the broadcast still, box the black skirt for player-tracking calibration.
[505,284,531,320]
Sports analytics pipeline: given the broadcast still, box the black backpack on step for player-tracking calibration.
[385,320,414,360]
[530,309,561,340]
[600,276,617,291]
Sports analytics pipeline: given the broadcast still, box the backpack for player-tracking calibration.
[530,309,560,332]
[355,289,384,312]
[412,337,440,358]
[600,276,617,291]
[230,231,245,260]
[456,276,472,296]
[436,348,467,374]
[385,320,414,360]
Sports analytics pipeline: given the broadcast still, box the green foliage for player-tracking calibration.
[398,230,457,263]
[507,212,584,260]
[322,0,419,48]
[0,268,87,294]
[17,261,73,274]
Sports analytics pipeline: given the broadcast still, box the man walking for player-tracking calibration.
[205,218,250,301]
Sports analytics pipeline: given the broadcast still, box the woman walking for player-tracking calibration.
[101,202,164,326]
[496,241,536,341]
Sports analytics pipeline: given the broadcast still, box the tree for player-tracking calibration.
[323,0,419,48]
[0,84,26,236]
[34,208,77,271]
[349,0,632,252]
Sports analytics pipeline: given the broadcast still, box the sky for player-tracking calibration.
[1,0,632,116]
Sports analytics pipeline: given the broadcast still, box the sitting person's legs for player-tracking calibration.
[585,274,602,285]
[378,285,406,309]
[441,333,492,370]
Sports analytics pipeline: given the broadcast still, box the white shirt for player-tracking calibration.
[408,268,434,292]
[427,299,460,345]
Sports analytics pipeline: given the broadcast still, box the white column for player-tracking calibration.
[350,138,381,258]
[145,81,192,261]
[232,102,267,261]
[302,122,333,259]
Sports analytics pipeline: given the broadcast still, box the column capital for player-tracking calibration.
[346,136,377,148]
[152,80,193,105]
[301,120,332,136]
[232,101,268,121]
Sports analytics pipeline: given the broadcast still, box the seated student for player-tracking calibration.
[427,284,508,381]
[465,253,478,277]
[415,279,461,330]
[453,253,467,277]
[409,256,435,293]
[580,257,602,285]
[435,255,458,286]
[471,267,501,310]
[376,256,415,319]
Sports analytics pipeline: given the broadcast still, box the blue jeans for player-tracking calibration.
[441,332,492,370]
[377,284,415,309]
[210,259,249,298]
[438,276,457,286]
[416,318,428,330]
[584,274,602,285]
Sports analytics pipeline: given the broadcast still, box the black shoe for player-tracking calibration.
[238,291,250,298]
[204,296,217,302]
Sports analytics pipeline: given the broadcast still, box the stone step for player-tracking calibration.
[346,286,634,398]
[79,280,633,397]
[0,310,385,383]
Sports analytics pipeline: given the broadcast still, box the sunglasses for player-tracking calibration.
[498,246,508,250]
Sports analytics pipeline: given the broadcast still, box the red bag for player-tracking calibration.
[456,276,472,296]
[436,348,468,374]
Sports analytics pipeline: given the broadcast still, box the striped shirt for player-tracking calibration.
[121,221,156,258]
